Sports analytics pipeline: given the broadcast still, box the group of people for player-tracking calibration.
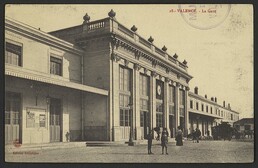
[147,126,184,155]
[192,128,201,143]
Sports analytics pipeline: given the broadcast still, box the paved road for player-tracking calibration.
[5,140,254,163]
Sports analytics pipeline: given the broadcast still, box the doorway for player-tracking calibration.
[169,115,174,138]
[5,92,21,144]
[120,108,131,140]
[50,98,62,142]
[141,111,149,139]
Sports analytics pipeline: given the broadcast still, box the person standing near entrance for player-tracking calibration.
[161,129,168,154]
[147,131,153,154]
[176,126,183,146]
[192,129,196,143]
[196,128,201,143]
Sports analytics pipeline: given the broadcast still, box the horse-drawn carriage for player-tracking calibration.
[212,122,235,140]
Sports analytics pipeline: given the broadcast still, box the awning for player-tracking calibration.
[5,65,109,96]
[189,110,223,119]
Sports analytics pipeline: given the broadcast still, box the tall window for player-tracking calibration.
[120,109,130,126]
[140,74,149,128]
[140,74,149,97]
[179,89,185,116]
[206,105,209,113]
[50,56,62,76]
[140,74,149,125]
[190,100,193,109]
[156,103,163,127]
[169,85,175,115]
[210,107,213,114]
[196,102,199,110]
[202,104,204,111]
[5,42,22,66]
[156,80,164,127]
[119,66,132,126]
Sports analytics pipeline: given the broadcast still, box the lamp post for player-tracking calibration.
[128,103,134,146]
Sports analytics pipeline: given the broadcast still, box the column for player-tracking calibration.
[111,53,120,141]
[134,64,141,140]
[164,78,170,132]
[150,71,157,137]
[175,82,180,131]
[184,86,190,136]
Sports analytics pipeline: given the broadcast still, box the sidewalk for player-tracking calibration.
[5,138,177,153]
[5,142,86,153]
[5,140,254,163]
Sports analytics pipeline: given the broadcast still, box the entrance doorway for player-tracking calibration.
[50,98,62,142]
[120,108,131,140]
[5,92,21,144]
[180,116,185,133]
[140,111,149,139]
[169,115,174,138]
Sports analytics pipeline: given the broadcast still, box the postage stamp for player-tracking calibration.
[178,4,231,30]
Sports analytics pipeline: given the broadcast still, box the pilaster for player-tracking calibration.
[150,71,157,131]
[134,63,141,140]
[175,82,180,130]
[164,78,170,130]
[184,86,190,136]
[111,53,120,141]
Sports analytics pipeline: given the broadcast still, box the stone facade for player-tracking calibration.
[5,10,240,144]
[5,17,108,144]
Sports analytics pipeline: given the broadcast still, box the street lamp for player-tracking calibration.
[128,103,134,146]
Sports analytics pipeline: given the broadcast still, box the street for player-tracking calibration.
[5,140,254,163]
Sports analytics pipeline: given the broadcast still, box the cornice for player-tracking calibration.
[189,91,239,114]
[5,18,84,56]
[112,35,193,81]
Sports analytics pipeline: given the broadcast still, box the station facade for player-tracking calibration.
[4,10,239,144]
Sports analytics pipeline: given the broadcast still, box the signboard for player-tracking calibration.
[26,111,35,128]
[39,114,46,127]
[26,108,46,128]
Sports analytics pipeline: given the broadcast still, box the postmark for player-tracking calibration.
[178,4,231,30]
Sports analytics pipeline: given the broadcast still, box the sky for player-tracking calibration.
[5,4,253,118]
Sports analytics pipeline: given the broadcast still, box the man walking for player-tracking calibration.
[161,128,168,154]
[196,128,201,143]
[147,131,153,154]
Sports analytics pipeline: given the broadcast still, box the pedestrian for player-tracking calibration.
[207,130,210,137]
[192,129,196,143]
[65,131,70,142]
[176,126,183,146]
[195,128,201,143]
[154,126,161,141]
[147,130,153,154]
[161,129,168,154]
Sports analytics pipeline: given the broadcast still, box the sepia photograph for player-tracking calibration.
[4,4,254,163]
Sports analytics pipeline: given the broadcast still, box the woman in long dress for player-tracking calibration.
[176,126,183,146]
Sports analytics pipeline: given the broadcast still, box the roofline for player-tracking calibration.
[5,17,84,55]
[189,91,239,114]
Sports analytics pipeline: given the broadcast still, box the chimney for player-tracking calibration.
[194,87,198,94]
[211,97,214,101]
[223,101,225,107]
[228,103,231,109]
[215,97,217,103]
[205,94,207,98]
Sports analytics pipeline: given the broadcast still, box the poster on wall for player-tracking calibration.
[26,111,35,128]
[26,108,46,128]
[39,114,46,127]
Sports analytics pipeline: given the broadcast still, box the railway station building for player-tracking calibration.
[4,10,239,144]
